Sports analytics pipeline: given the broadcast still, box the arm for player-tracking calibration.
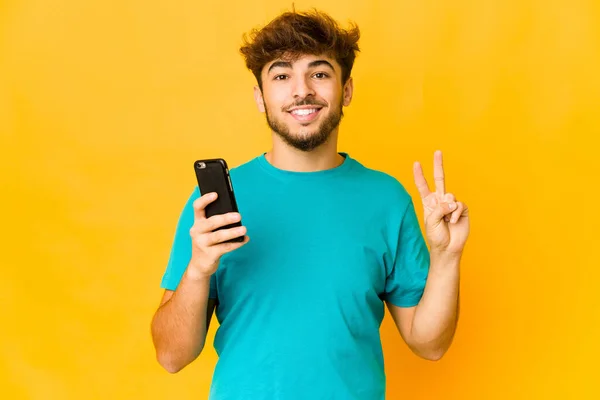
[151,191,249,373]
[386,252,460,361]
[388,150,469,361]
[151,269,217,373]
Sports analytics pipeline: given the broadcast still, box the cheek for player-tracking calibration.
[321,86,343,105]
[263,91,288,112]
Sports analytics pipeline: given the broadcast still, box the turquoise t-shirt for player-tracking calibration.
[160,153,430,400]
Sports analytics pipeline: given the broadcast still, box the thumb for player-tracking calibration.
[429,201,457,224]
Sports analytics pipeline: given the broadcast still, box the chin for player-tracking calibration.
[265,106,342,151]
[295,127,320,138]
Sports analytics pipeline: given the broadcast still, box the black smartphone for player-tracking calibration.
[193,158,244,243]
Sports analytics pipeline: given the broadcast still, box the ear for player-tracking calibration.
[254,86,265,113]
[342,77,354,107]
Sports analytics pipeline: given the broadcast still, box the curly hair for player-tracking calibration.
[239,8,361,89]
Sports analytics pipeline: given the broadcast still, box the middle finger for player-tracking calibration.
[202,212,241,233]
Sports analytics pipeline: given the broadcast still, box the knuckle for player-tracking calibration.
[206,215,222,229]
[202,218,215,231]
[223,229,235,240]
[219,214,236,228]
[190,225,202,238]
[212,230,225,243]
[218,215,231,229]
[204,217,217,229]
[218,229,234,244]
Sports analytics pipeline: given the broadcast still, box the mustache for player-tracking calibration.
[283,98,327,112]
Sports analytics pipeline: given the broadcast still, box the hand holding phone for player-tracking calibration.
[193,159,244,242]
[187,191,249,278]
[187,158,248,277]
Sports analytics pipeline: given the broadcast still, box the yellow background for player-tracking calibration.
[1,0,599,398]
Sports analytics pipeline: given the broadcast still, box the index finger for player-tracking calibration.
[433,150,445,195]
[193,192,217,220]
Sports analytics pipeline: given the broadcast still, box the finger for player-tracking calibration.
[458,202,469,220]
[430,200,457,223]
[212,234,250,254]
[444,193,456,202]
[433,150,445,196]
[201,212,242,233]
[443,193,456,222]
[450,201,465,223]
[413,161,431,200]
[206,225,247,246]
[193,192,218,221]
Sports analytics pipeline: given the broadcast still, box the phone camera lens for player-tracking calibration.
[197,162,206,169]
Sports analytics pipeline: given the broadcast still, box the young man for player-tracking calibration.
[151,9,470,400]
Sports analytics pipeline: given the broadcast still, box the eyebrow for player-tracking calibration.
[267,59,336,74]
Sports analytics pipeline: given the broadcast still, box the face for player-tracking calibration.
[254,54,353,152]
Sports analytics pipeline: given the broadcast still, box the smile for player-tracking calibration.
[288,107,323,122]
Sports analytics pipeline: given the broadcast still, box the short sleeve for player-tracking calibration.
[160,187,218,299]
[383,199,430,307]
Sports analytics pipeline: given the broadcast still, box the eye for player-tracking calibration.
[274,74,288,81]
[313,72,329,79]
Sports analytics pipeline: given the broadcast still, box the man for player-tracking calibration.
[151,8,470,400]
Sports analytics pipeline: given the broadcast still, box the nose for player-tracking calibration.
[292,75,315,99]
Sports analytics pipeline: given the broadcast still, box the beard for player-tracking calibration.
[264,98,344,152]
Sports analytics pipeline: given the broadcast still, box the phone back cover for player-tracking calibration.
[194,159,238,219]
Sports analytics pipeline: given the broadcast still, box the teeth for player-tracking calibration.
[291,108,318,116]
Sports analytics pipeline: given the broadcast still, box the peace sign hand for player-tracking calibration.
[413,150,470,256]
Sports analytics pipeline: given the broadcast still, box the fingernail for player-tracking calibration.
[448,202,456,210]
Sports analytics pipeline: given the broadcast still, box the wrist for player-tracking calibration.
[184,262,214,283]
[430,249,463,266]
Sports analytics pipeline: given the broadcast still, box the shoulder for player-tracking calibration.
[349,158,413,207]
[228,155,262,180]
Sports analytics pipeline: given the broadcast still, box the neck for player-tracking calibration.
[265,129,344,172]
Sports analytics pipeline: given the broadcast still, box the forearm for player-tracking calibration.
[410,252,461,359]
[151,267,212,373]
